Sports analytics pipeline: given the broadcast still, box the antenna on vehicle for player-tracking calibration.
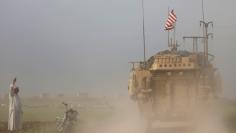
[141,0,147,67]
[200,0,213,66]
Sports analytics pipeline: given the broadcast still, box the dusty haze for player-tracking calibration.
[0,0,235,99]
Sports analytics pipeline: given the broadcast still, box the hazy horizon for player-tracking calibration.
[0,0,235,99]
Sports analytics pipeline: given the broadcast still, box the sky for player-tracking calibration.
[0,0,235,98]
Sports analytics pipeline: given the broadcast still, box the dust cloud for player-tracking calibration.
[80,98,146,133]
[76,97,229,133]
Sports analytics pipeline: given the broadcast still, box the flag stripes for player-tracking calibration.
[165,10,177,30]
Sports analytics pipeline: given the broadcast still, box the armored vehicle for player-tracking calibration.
[128,11,222,132]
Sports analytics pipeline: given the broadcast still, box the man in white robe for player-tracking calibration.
[8,78,23,131]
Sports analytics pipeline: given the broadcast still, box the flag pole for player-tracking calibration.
[174,23,176,50]
[168,28,170,47]
[173,10,177,51]
[168,7,170,47]
[165,9,177,50]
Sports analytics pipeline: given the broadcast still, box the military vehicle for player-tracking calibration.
[128,2,222,132]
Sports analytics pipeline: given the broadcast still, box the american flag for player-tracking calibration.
[165,10,177,30]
